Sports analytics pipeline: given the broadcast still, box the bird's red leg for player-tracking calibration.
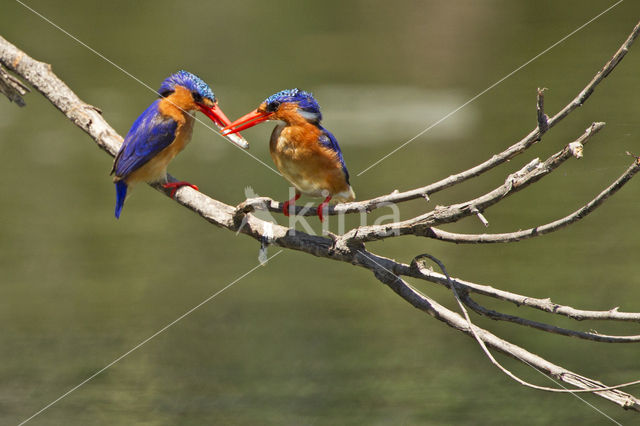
[282,192,301,217]
[317,195,332,222]
[162,181,199,198]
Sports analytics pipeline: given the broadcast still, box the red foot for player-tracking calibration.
[163,181,199,198]
[282,192,301,217]
[317,195,332,222]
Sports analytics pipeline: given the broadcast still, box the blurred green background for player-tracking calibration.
[2,1,640,424]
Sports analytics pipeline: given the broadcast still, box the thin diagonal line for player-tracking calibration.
[522,362,622,425]
[14,0,282,177]
[357,0,624,176]
[359,251,623,425]
[18,250,284,426]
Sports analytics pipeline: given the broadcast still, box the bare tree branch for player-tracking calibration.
[403,261,640,323]
[411,253,640,395]
[361,251,640,410]
[424,159,640,244]
[250,21,640,218]
[461,294,640,343]
[2,20,640,414]
[337,122,604,244]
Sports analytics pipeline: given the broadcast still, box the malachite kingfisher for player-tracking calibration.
[110,70,249,219]
[222,89,355,221]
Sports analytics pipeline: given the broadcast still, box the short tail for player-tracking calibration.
[114,181,128,219]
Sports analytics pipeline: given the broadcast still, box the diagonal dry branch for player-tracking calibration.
[249,21,640,218]
[424,158,640,244]
[2,20,640,414]
[360,250,640,409]
[403,260,640,322]
[337,122,604,244]
[461,293,640,343]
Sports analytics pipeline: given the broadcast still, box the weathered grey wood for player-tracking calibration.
[2,22,640,413]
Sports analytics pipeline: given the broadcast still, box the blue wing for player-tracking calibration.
[317,125,350,184]
[112,100,178,178]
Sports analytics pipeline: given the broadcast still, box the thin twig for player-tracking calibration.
[424,160,640,244]
[253,21,640,218]
[361,251,640,408]
[412,254,640,389]
[338,122,604,244]
[402,263,640,322]
[462,294,640,343]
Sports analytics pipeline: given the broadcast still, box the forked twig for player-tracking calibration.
[411,254,640,393]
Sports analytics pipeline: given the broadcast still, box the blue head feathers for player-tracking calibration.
[265,89,321,121]
[158,70,215,101]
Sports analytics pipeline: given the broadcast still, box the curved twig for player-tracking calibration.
[403,262,640,322]
[360,251,640,408]
[462,294,640,343]
[338,122,604,244]
[254,21,640,218]
[425,159,640,244]
[411,253,640,396]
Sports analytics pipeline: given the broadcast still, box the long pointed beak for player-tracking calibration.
[198,102,249,149]
[221,109,273,136]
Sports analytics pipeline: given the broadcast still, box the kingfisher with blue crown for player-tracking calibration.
[222,89,355,221]
[111,70,249,219]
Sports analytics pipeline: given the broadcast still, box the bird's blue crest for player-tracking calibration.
[265,88,321,119]
[158,70,215,101]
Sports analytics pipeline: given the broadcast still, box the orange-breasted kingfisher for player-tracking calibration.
[222,89,355,221]
[110,70,249,219]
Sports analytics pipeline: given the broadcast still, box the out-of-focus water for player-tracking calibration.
[2,1,640,424]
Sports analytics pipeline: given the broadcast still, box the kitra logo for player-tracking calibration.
[236,186,400,237]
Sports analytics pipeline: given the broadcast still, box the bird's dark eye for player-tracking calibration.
[192,91,203,103]
[159,89,174,98]
[266,101,281,112]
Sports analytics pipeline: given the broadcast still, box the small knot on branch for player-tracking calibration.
[411,253,467,295]
[233,197,273,234]
[333,229,365,255]
[536,87,549,135]
[505,158,542,188]
[234,197,271,217]
[568,141,584,159]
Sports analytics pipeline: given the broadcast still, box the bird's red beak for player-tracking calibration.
[222,109,273,136]
[198,102,249,149]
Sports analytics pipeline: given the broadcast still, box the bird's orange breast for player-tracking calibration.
[270,124,353,200]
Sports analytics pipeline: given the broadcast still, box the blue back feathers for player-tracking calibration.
[318,126,350,184]
[265,88,321,120]
[158,70,215,101]
[113,100,178,178]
